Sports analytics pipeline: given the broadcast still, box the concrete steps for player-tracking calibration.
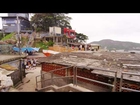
[36,83,93,92]
[46,89,55,92]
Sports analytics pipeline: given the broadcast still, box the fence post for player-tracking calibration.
[119,72,123,92]
[112,72,117,92]
[73,66,75,86]
[75,67,77,86]
[51,71,54,85]
[19,58,23,82]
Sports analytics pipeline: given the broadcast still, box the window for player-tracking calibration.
[11,24,15,26]
[5,20,15,24]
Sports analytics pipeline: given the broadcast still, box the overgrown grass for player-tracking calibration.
[21,37,28,47]
[34,40,54,50]
[35,41,48,50]
[1,32,15,41]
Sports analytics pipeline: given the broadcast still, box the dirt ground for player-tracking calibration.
[14,67,41,92]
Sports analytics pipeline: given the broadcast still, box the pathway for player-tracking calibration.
[15,67,41,92]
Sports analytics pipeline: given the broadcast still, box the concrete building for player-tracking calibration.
[0,13,31,33]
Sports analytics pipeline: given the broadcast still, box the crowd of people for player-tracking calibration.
[23,58,37,70]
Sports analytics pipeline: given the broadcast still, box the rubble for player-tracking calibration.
[0,70,13,92]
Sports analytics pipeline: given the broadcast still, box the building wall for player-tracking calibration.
[2,17,18,33]
[8,13,29,20]
[2,17,31,33]
[20,18,31,30]
[0,17,2,30]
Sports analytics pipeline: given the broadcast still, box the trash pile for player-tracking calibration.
[0,71,13,92]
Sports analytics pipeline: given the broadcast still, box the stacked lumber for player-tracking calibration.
[0,64,17,71]
[48,45,83,52]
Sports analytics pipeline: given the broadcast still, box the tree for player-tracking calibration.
[30,13,72,32]
[75,32,88,43]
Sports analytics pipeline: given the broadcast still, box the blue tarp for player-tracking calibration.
[13,47,40,52]
[32,47,40,52]
[23,47,34,52]
[13,47,20,52]
[13,47,33,52]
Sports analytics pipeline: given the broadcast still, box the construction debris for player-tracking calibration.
[0,71,13,92]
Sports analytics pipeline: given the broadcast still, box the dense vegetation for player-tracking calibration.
[34,40,54,50]
[31,13,88,43]
[1,33,15,41]
[31,13,72,32]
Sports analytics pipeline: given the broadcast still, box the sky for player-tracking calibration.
[1,13,140,44]
[68,13,140,43]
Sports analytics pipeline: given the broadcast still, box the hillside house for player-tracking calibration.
[89,44,100,51]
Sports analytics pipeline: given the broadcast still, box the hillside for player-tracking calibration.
[0,32,54,52]
[89,39,140,51]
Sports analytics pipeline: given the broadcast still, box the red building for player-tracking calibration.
[63,28,76,39]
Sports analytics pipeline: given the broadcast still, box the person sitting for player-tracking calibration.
[26,60,31,70]
[25,62,30,69]
[32,59,37,69]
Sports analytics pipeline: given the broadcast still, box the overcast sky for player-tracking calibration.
[68,13,140,43]
[1,13,140,44]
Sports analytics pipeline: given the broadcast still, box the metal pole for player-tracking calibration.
[73,66,75,86]
[75,67,77,86]
[19,58,23,82]
[51,72,54,85]
[119,73,123,92]
[22,59,26,77]
[36,76,38,89]
[66,68,68,84]
[41,73,44,88]
[17,15,20,55]
[112,72,117,92]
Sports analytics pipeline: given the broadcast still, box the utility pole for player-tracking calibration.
[17,15,23,83]
[17,15,21,55]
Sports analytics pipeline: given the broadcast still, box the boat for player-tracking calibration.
[42,50,60,57]
[42,50,51,57]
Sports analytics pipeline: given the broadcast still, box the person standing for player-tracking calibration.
[30,59,34,70]
[85,44,87,51]
[80,44,82,51]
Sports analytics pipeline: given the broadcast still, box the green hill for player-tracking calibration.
[89,39,140,51]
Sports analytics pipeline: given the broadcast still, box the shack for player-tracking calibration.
[37,51,140,92]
